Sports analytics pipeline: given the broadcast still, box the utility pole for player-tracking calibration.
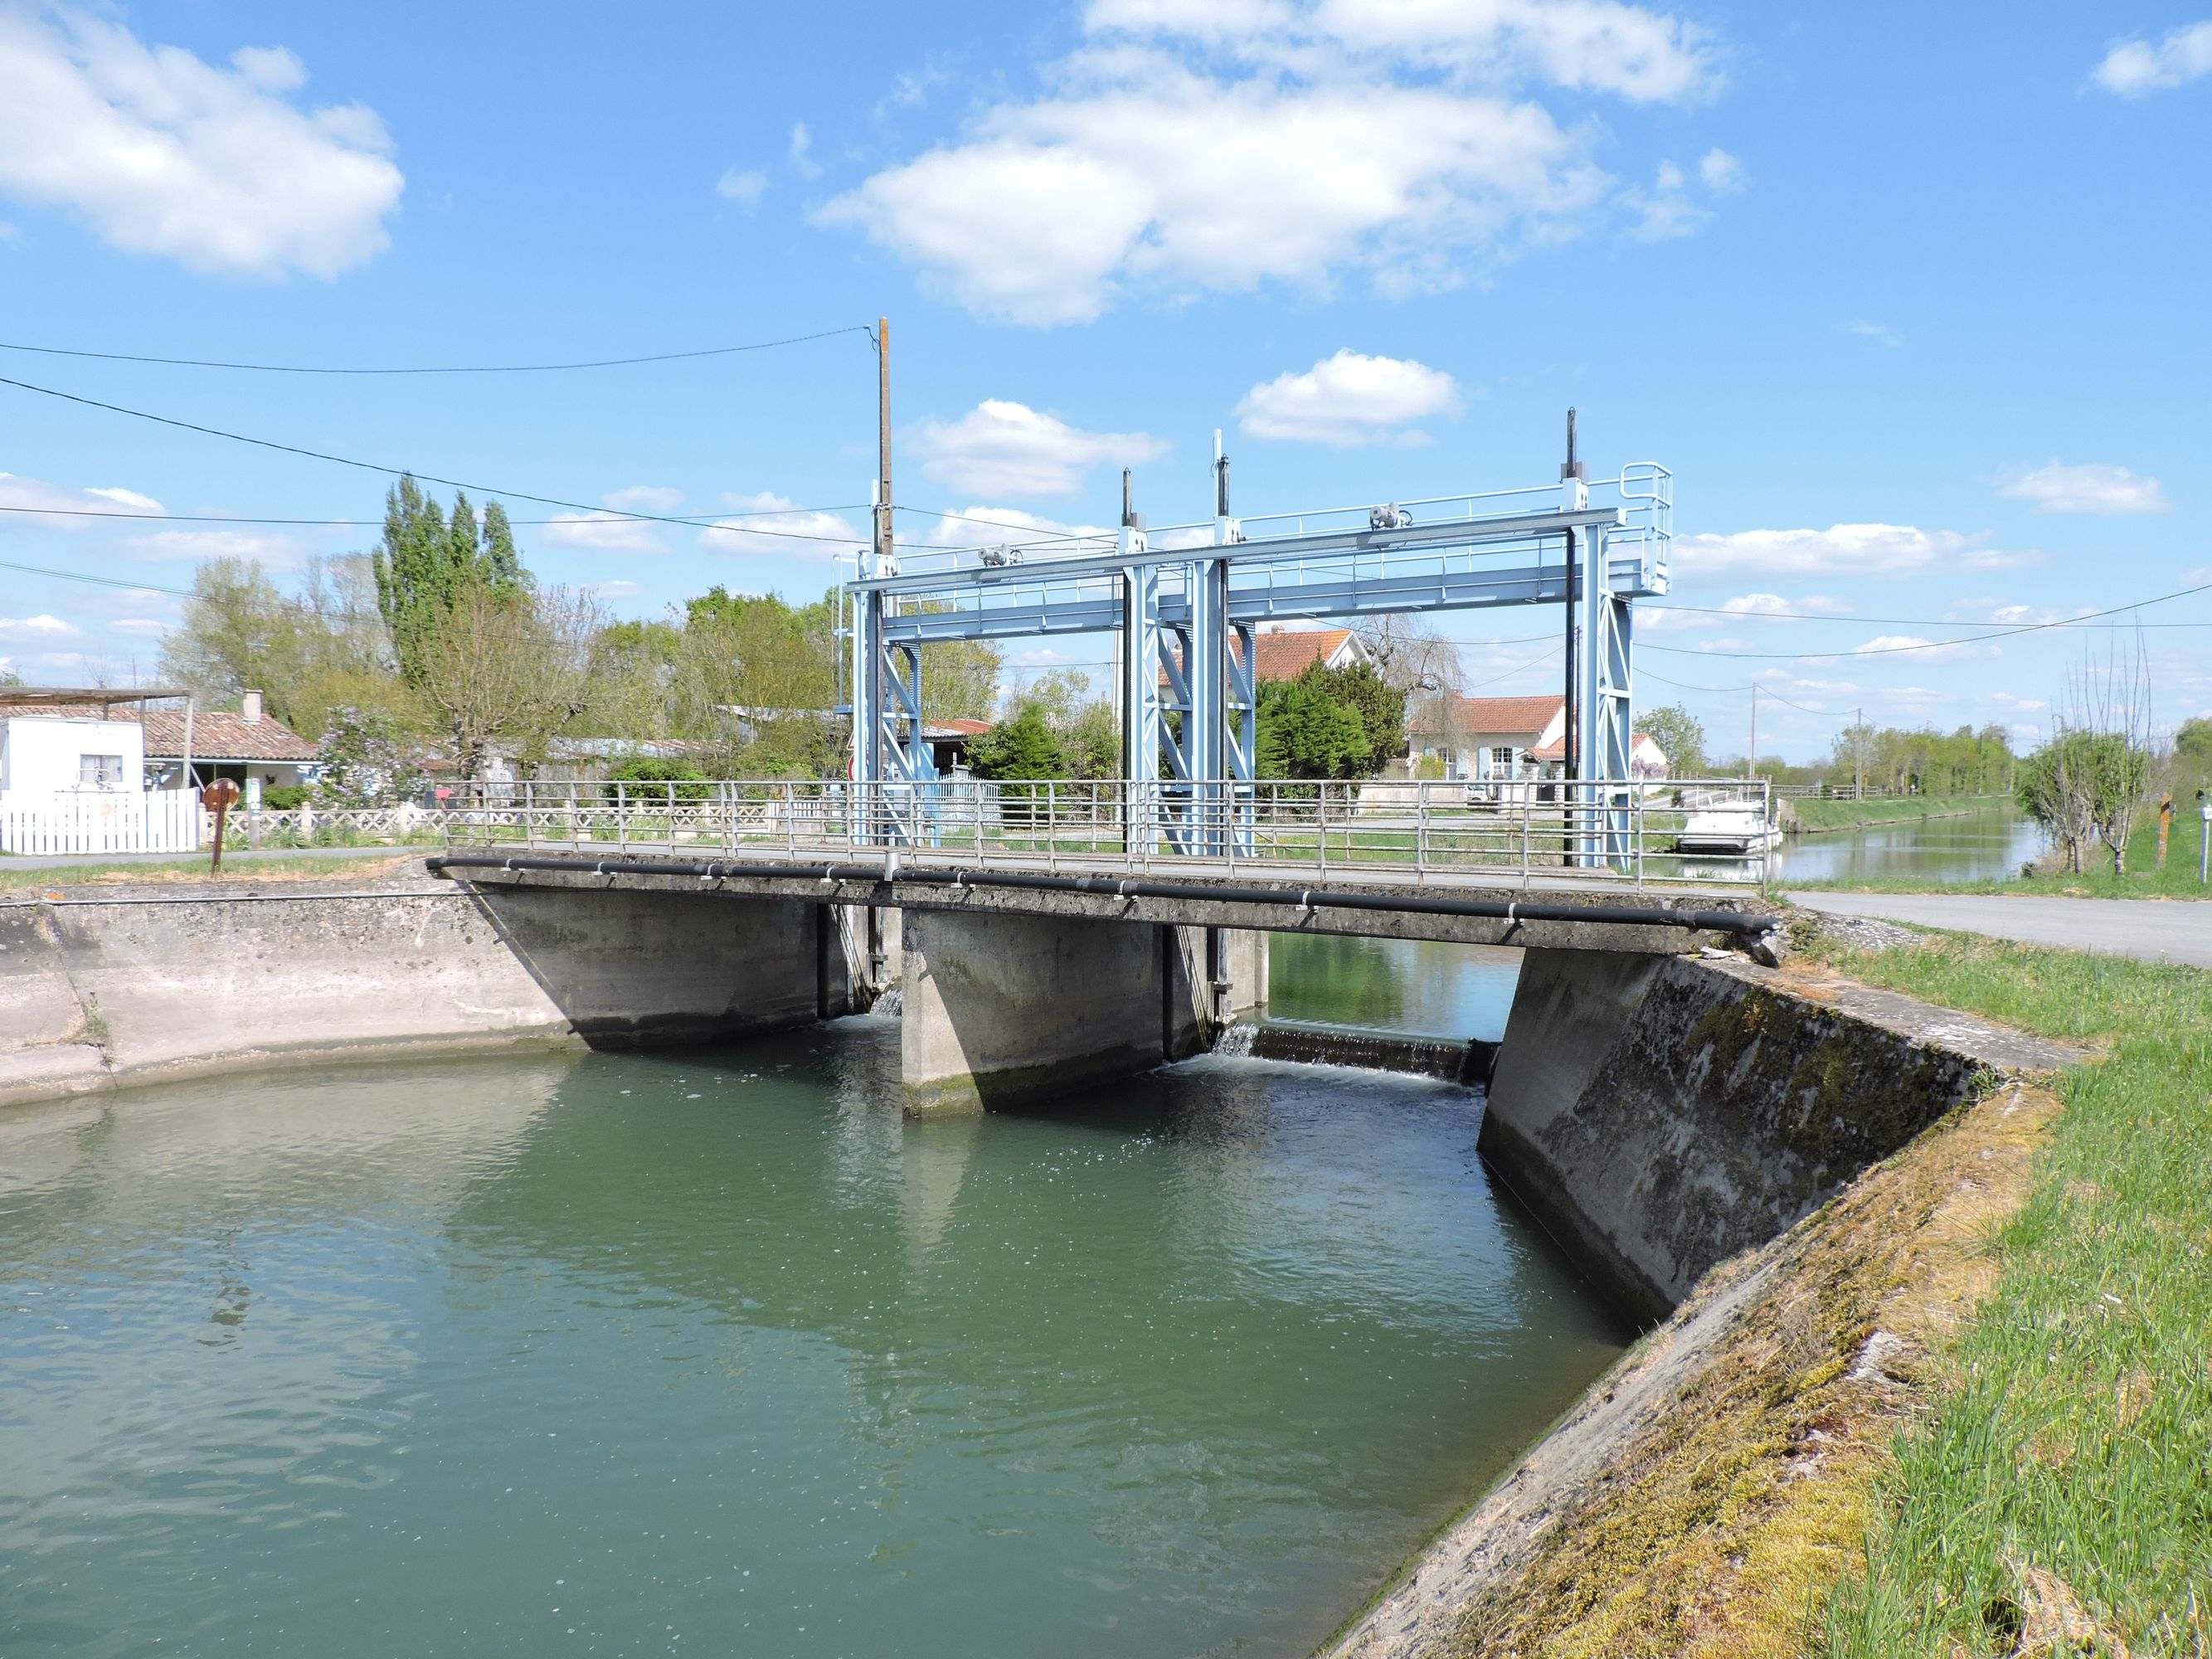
[874,316,892,572]
[1560,407,1585,786]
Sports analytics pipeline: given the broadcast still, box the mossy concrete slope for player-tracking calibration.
[1478,949,2079,1321]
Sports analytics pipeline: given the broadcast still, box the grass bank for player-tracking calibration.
[1786,795,2011,834]
[1808,932,2212,1655]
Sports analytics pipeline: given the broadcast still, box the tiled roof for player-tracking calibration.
[140,709,319,761]
[1409,694,1565,737]
[924,718,994,737]
[1240,627,1359,682]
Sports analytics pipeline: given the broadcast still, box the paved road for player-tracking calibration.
[1787,890,2212,970]
[0,844,412,872]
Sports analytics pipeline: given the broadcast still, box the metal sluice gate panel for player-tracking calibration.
[844,445,1672,868]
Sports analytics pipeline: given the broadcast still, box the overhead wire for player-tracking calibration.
[0,557,195,597]
[0,325,874,376]
[0,373,869,548]
[1640,575,2212,659]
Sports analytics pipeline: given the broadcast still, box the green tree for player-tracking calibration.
[967,704,1067,780]
[2176,715,2212,784]
[1315,660,1407,768]
[1257,664,1372,779]
[1639,703,1708,776]
[372,474,524,686]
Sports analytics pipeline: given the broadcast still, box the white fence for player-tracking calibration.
[0,790,203,856]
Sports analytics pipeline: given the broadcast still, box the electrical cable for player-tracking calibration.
[0,557,194,596]
[0,325,873,376]
[1641,576,2212,659]
[0,501,868,528]
[0,374,868,547]
[1646,601,2212,630]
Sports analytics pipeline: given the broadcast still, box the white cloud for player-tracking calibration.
[1237,349,1460,445]
[819,0,1719,324]
[0,471,164,529]
[0,10,402,279]
[541,486,686,553]
[2093,21,2212,96]
[1852,634,2001,660]
[605,484,684,513]
[789,122,818,177]
[1839,319,1902,348]
[541,513,665,553]
[0,614,78,639]
[1699,146,1744,191]
[1625,157,1705,239]
[109,617,171,636]
[121,528,300,563]
[715,166,767,206]
[1999,460,2171,516]
[909,401,1166,497]
[1675,523,2047,580]
[583,579,643,599]
[0,219,20,245]
[917,505,1113,553]
[701,493,865,560]
[1721,591,1848,616]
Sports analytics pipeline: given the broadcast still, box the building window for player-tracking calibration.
[79,753,125,788]
[1490,746,1515,776]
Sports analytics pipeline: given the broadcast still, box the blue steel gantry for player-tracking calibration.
[847,438,1670,863]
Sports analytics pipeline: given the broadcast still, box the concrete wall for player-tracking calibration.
[0,879,849,1109]
[1480,949,2019,1321]
[900,910,1238,1114]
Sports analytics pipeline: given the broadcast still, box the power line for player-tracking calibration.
[0,501,869,528]
[1641,576,2212,659]
[0,326,873,376]
[0,557,194,597]
[0,374,868,547]
[1646,600,2212,630]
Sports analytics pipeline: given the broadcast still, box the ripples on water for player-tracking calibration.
[0,1009,1623,1658]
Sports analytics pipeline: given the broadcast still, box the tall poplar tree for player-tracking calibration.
[372,475,525,684]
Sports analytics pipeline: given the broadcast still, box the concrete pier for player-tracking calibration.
[899,911,1263,1114]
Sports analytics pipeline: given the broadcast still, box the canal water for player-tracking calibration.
[1772,804,2043,886]
[0,988,1625,1657]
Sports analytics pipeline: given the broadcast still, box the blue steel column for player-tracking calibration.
[1117,477,1160,849]
[851,584,885,839]
[1187,555,1228,852]
[1578,528,1635,865]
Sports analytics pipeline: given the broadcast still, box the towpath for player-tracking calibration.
[1787,890,2212,970]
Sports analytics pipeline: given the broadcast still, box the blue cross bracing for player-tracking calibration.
[845,445,1670,863]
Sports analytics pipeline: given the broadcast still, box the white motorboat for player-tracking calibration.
[1675,805,1782,855]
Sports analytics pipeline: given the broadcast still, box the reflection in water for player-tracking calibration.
[1774,805,2044,886]
[0,1020,1623,1659]
[1267,933,1524,1041]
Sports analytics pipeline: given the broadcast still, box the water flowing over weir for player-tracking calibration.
[0,960,1631,1659]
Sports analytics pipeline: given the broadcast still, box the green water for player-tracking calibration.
[1265,936,1524,1042]
[0,1017,1625,1658]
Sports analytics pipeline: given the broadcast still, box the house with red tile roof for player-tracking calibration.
[1237,625,1368,682]
[1408,694,1669,791]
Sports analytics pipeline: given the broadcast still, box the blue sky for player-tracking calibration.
[1,1,2208,761]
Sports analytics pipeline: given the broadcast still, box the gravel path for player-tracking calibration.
[1787,890,2212,970]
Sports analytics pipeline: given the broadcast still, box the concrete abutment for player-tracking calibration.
[897,908,1266,1115]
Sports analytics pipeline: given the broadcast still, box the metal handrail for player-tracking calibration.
[441,777,1771,890]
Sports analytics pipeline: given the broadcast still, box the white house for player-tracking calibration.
[0,688,196,854]
[1408,694,1670,795]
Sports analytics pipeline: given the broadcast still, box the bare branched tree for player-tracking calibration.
[2029,632,2155,875]
[411,585,605,780]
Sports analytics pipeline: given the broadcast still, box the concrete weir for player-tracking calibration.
[899,912,1266,1112]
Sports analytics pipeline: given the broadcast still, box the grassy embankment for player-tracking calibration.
[1792,809,2210,900]
[1811,931,2212,1655]
[1785,795,2011,834]
[0,849,416,891]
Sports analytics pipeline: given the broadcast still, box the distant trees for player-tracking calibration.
[1820,722,2018,796]
[160,553,396,737]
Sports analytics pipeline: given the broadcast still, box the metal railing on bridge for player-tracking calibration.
[442,776,1773,891]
